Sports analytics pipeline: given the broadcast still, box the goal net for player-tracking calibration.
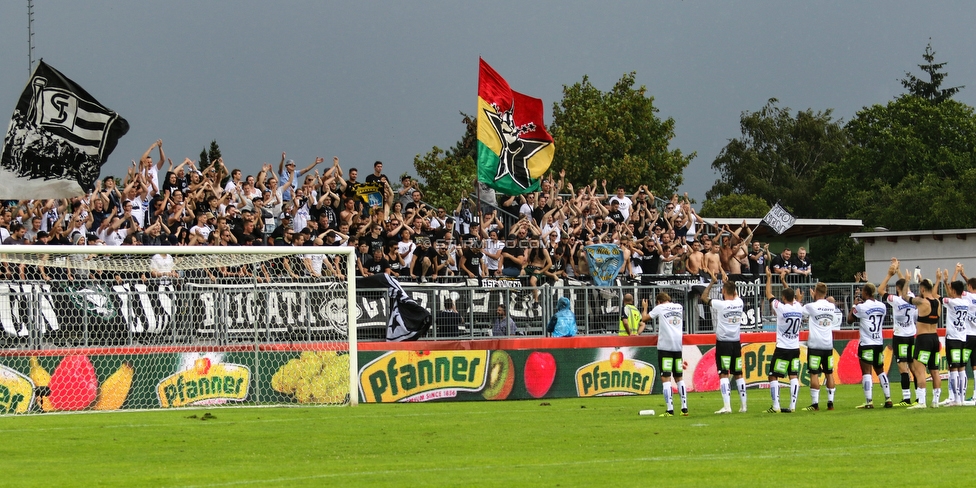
[0,245,358,414]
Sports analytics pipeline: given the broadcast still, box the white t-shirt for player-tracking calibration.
[650,302,684,352]
[771,299,804,350]
[483,239,504,271]
[962,291,976,337]
[942,296,970,341]
[150,254,175,277]
[852,299,886,346]
[609,195,633,220]
[711,296,744,342]
[398,241,416,268]
[803,299,838,350]
[883,292,917,338]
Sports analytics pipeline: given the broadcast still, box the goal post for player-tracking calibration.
[0,244,359,414]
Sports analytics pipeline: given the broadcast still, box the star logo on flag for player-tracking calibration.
[483,103,551,190]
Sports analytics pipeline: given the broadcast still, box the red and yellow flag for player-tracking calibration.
[477,58,554,195]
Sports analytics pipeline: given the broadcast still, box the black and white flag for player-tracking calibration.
[358,274,432,342]
[761,202,797,235]
[0,61,129,199]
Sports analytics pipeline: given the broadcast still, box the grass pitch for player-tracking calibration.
[1,384,971,487]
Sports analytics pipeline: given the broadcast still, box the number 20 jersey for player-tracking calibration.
[771,299,804,350]
[853,299,886,346]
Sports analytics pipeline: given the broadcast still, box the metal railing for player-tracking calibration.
[0,274,917,349]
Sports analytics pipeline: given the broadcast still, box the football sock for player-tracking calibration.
[948,372,958,402]
[961,373,968,402]
[678,380,688,410]
[862,374,873,403]
[810,388,820,406]
[933,387,942,404]
[900,372,911,391]
[879,372,890,400]
[916,387,926,404]
[789,378,799,411]
[736,378,747,409]
[720,377,731,408]
[663,381,673,411]
[827,387,835,403]
[770,380,780,409]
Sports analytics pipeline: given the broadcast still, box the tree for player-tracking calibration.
[412,113,477,211]
[548,73,693,195]
[817,95,976,231]
[706,99,847,217]
[699,194,769,219]
[199,140,222,172]
[900,40,964,104]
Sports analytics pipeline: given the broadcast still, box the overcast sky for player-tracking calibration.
[2,1,974,204]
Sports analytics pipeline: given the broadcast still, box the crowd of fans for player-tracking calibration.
[0,139,815,285]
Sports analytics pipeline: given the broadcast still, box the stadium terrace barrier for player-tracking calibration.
[0,276,920,349]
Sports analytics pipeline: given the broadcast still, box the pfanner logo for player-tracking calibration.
[575,359,655,397]
[157,363,250,408]
[0,365,34,414]
[359,351,488,403]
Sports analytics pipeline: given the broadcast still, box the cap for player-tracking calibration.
[280,213,292,219]
[285,159,296,166]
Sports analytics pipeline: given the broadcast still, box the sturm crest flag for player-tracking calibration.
[0,61,129,199]
[761,202,797,235]
[477,58,554,195]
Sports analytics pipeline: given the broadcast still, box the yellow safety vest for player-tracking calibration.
[619,304,641,336]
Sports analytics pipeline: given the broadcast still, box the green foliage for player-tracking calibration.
[706,99,847,217]
[699,193,770,218]
[817,96,976,230]
[549,72,693,195]
[900,40,964,104]
[809,234,864,283]
[413,113,477,210]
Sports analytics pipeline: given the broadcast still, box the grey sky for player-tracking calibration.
[2,1,974,204]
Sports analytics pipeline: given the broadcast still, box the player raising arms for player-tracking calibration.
[939,270,969,406]
[954,263,976,406]
[802,282,839,411]
[880,258,919,406]
[650,292,687,417]
[903,272,943,409]
[702,268,747,414]
[764,264,804,413]
[847,278,892,409]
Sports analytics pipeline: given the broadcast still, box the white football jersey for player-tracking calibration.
[853,299,886,346]
[711,297,744,342]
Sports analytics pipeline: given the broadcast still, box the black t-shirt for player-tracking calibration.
[364,255,390,275]
[502,240,524,270]
[532,204,551,225]
[791,256,810,273]
[462,248,484,277]
[771,254,791,273]
[607,209,625,224]
[411,246,438,276]
[748,249,765,275]
[363,234,386,254]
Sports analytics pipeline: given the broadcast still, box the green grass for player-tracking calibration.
[0,384,971,487]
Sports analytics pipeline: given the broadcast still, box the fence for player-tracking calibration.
[0,274,916,350]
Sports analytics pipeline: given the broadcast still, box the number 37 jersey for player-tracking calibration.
[771,299,804,350]
[853,299,887,346]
